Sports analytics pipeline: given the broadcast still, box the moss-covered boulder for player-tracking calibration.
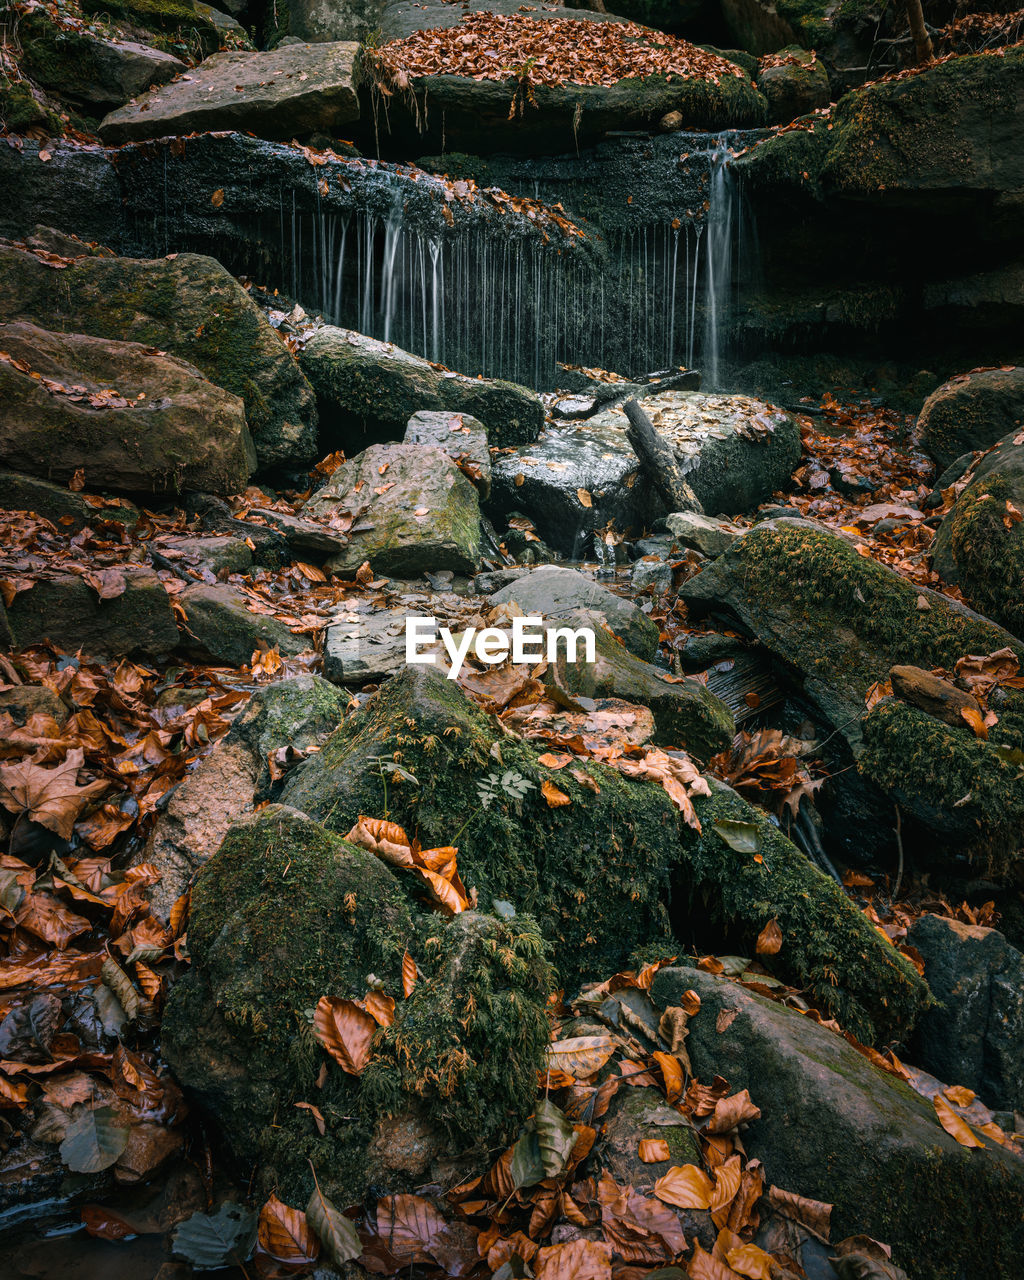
[299,327,544,449]
[179,584,312,667]
[686,781,928,1044]
[650,966,1024,1280]
[918,367,1024,471]
[860,697,1024,871]
[80,0,221,52]
[546,607,735,757]
[277,664,929,1042]
[680,519,1023,750]
[757,47,830,124]
[303,441,481,577]
[19,8,185,112]
[931,433,1024,638]
[0,322,256,496]
[0,244,317,473]
[822,47,1024,201]
[279,664,683,984]
[162,806,549,1205]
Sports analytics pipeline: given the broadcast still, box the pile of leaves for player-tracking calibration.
[369,14,747,92]
[938,7,1024,55]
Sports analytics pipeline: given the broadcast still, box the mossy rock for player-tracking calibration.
[80,0,220,53]
[822,47,1024,200]
[162,806,551,1205]
[651,966,1024,1280]
[733,114,831,197]
[757,47,830,125]
[685,782,929,1045]
[931,433,1024,639]
[0,78,61,135]
[918,367,1024,471]
[279,664,683,984]
[680,519,1023,750]
[0,245,317,474]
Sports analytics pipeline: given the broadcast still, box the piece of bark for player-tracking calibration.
[890,664,983,730]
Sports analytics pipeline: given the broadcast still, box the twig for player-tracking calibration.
[892,802,904,901]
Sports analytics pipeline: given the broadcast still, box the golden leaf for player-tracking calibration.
[313,996,377,1075]
[653,1164,714,1210]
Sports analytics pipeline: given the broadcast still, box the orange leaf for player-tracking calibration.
[344,816,415,867]
[652,1050,684,1103]
[638,1137,670,1162]
[960,706,988,739]
[710,1153,742,1223]
[576,489,593,508]
[314,996,377,1075]
[375,1194,446,1264]
[538,752,572,769]
[364,991,396,1028]
[725,1242,774,1279]
[654,1164,714,1210]
[755,918,782,955]
[416,866,469,915]
[257,1194,319,1265]
[402,950,417,997]
[533,1238,612,1280]
[706,1090,761,1134]
[541,779,571,808]
[689,1243,744,1279]
[943,1085,976,1107]
[933,1094,984,1147]
[546,1035,615,1078]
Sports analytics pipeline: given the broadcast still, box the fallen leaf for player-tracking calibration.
[546,1035,615,1077]
[541,779,571,808]
[755,918,782,955]
[933,1095,984,1147]
[654,1164,714,1209]
[402,951,417,997]
[313,996,377,1075]
[257,1194,319,1265]
[638,1137,670,1162]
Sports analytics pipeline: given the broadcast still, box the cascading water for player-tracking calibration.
[278,133,757,390]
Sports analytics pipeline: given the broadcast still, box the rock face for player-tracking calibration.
[322,603,411,684]
[2,569,178,658]
[405,410,491,498]
[291,0,387,41]
[488,566,660,660]
[0,471,138,532]
[162,806,550,1206]
[19,10,185,111]
[303,442,482,577]
[142,676,346,918]
[299,327,544,449]
[919,367,1024,470]
[681,519,1022,752]
[931,431,1024,637]
[179,584,312,667]
[99,43,361,143]
[0,322,256,495]
[490,393,800,555]
[0,244,318,473]
[650,966,1024,1280]
[908,913,1024,1115]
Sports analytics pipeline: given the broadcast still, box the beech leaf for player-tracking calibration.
[59,1106,130,1173]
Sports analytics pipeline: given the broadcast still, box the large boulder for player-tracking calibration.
[302,441,481,577]
[19,9,185,111]
[2,569,179,659]
[99,43,361,143]
[650,966,1024,1280]
[908,913,1024,1115]
[0,322,255,496]
[919,367,1024,470]
[488,566,660,661]
[490,392,801,555]
[178,584,312,667]
[365,13,768,153]
[162,806,550,1205]
[931,431,1024,637]
[822,47,1024,202]
[277,665,928,1041]
[299,327,544,449]
[141,675,347,917]
[757,47,830,124]
[0,471,138,532]
[405,410,491,499]
[681,519,1022,752]
[0,244,318,472]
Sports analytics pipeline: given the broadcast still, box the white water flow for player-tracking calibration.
[285,136,753,389]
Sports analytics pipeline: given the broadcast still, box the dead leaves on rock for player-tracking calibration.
[345,815,470,914]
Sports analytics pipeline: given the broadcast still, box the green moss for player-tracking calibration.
[944,473,1024,637]
[280,667,683,986]
[711,523,1020,703]
[682,786,930,1045]
[80,0,219,48]
[162,808,417,1204]
[860,699,1024,871]
[361,913,551,1146]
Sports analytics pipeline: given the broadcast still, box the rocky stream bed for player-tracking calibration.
[1,0,1024,1277]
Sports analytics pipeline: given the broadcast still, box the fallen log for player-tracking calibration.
[622,397,703,515]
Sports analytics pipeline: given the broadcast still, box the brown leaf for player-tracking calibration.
[546,1035,615,1078]
[689,1243,744,1279]
[767,1185,832,1240]
[960,705,989,739]
[0,748,108,839]
[755,918,782,956]
[364,991,396,1028]
[375,1194,447,1264]
[652,1050,684,1103]
[538,751,572,769]
[933,1095,984,1147]
[653,1164,714,1209]
[541,779,571,808]
[533,1238,612,1280]
[210,188,224,207]
[706,1090,760,1134]
[577,489,593,508]
[716,1008,738,1034]
[313,996,377,1075]
[402,950,417,997]
[638,1137,670,1162]
[943,1085,976,1107]
[344,816,414,867]
[295,1100,327,1135]
[258,1194,320,1265]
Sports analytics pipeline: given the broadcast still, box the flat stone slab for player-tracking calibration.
[323,604,411,684]
[99,42,361,143]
